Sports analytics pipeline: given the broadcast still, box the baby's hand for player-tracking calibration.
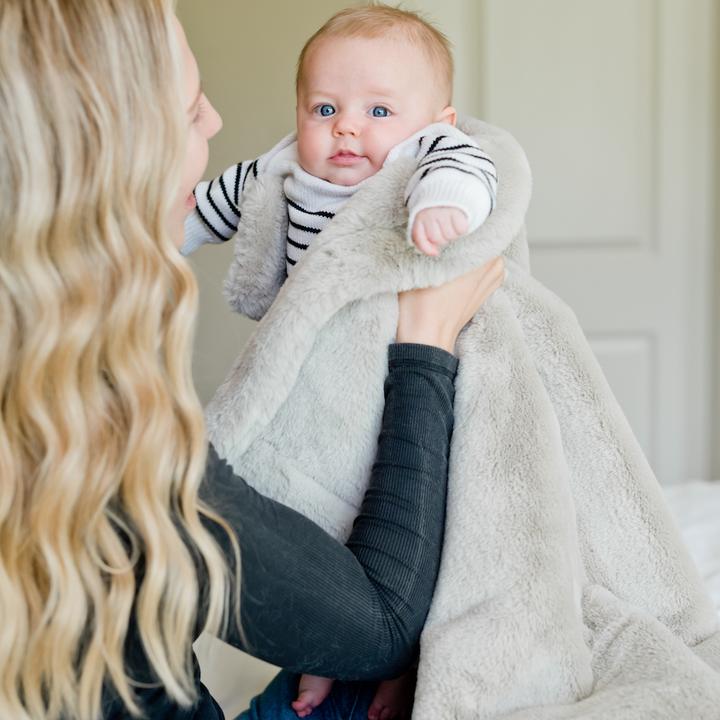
[412,206,469,257]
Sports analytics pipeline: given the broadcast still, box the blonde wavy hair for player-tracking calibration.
[0,1,236,718]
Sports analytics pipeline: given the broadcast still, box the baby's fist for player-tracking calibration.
[412,206,469,256]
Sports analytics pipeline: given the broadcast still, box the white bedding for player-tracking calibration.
[664,480,720,617]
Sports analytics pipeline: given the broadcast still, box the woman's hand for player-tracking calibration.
[396,257,505,353]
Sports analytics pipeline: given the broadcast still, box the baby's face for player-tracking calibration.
[296,35,454,186]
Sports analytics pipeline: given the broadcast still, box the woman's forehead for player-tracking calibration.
[174,17,201,107]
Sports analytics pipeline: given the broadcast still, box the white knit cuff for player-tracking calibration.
[406,170,493,247]
[181,209,228,256]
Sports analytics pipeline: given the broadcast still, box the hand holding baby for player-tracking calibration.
[412,206,469,256]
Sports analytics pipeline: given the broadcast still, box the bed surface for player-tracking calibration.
[664,480,720,616]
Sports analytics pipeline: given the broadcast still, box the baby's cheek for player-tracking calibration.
[297,128,319,170]
[372,146,392,171]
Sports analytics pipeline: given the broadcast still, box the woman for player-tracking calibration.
[0,2,503,719]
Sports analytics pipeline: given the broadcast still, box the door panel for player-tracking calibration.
[469,0,716,483]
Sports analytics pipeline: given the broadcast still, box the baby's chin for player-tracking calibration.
[321,165,377,187]
[331,174,372,186]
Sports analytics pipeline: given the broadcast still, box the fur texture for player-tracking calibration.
[206,118,720,718]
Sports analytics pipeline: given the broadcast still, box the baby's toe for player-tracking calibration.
[291,697,312,717]
[368,701,383,720]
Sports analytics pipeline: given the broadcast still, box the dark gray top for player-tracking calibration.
[102,343,458,719]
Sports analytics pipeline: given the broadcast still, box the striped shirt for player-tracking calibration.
[182,123,498,275]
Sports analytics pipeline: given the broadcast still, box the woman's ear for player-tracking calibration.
[435,105,457,126]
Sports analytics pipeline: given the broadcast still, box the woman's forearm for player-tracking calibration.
[200,343,457,680]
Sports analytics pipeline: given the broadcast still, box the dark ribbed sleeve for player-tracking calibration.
[199,343,457,681]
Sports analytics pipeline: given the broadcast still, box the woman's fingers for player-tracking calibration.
[454,256,505,328]
[396,256,505,353]
[473,256,505,308]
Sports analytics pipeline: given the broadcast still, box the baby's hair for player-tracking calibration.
[296,3,454,105]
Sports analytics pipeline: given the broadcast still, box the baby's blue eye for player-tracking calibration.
[317,104,335,117]
[371,106,390,118]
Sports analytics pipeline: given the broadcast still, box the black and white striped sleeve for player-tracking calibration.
[181,160,258,255]
[180,132,297,256]
[405,129,498,242]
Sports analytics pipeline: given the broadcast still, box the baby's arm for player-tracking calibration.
[407,130,498,255]
[181,133,295,255]
[181,161,255,255]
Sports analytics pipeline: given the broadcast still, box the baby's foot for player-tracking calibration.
[367,672,416,720]
[291,674,334,718]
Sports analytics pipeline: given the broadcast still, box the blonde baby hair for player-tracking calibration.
[296,3,454,106]
[0,1,237,718]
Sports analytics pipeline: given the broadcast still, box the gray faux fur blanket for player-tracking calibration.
[205,118,720,719]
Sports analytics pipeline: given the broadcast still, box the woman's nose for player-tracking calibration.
[204,96,223,139]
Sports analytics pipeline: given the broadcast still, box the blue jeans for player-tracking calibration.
[236,670,376,720]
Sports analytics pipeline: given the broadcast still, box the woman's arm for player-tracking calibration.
[199,342,457,680]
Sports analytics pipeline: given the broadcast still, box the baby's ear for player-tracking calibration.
[435,105,457,126]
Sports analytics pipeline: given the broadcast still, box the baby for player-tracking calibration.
[184,5,498,718]
[183,5,497,266]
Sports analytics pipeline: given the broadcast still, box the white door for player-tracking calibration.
[415,0,716,484]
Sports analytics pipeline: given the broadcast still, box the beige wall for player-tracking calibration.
[713,1,720,477]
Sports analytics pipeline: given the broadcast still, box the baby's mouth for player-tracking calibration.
[330,150,365,166]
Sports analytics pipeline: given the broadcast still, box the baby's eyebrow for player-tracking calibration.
[366,87,395,97]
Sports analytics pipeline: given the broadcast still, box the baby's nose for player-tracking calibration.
[332,113,359,136]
